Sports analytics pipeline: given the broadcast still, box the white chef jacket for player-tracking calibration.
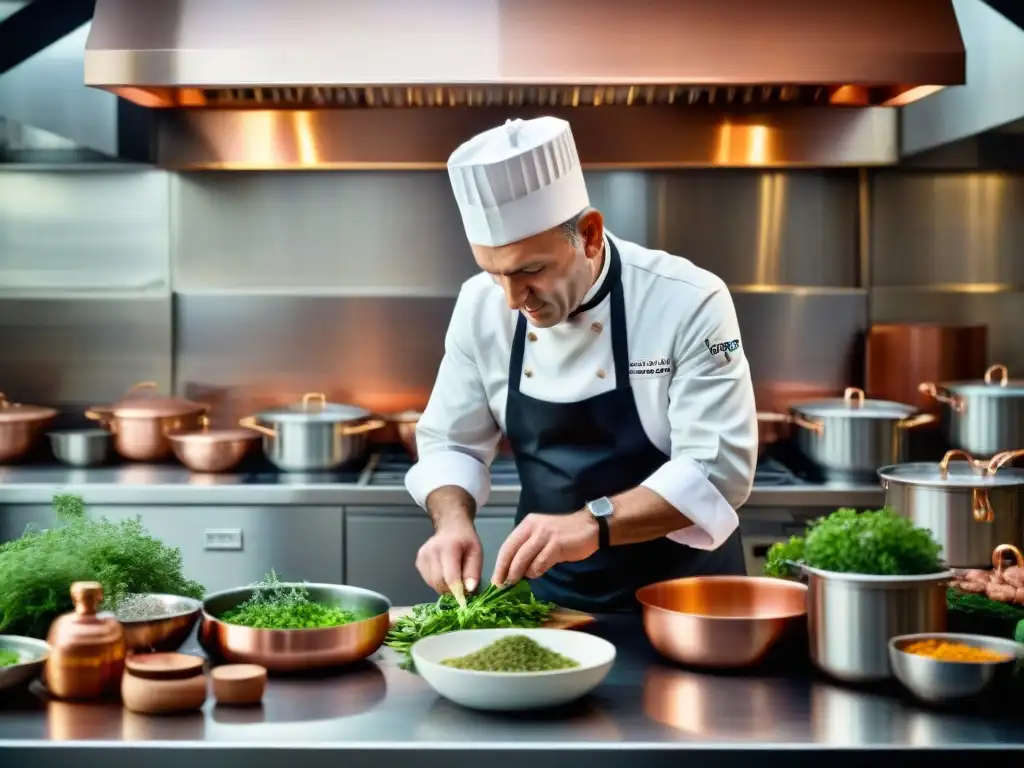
[405,232,757,550]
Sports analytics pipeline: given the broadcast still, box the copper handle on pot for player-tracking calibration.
[985,449,1024,474]
[238,416,276,438]
[984,364,1009,387]
[992,543,1024,573]
[337,419,385,436]
[85,409,117,432]
[918,382,966,413]
[897,413,936,429]
[939,449,979,479]
[790,415,824,434]
[843,387,865,407]
[125,381,158,396]
[302,392,328,411]
[972,488,994,523]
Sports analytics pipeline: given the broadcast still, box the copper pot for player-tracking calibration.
[0,392,57,463]
[755,382,839,458]
[636,575,807,668]
[86,382,209,462]
[386,410,422,459]
[168,415,260,473]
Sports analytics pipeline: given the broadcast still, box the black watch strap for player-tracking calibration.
[596,514,610,550]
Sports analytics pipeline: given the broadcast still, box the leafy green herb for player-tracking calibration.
[0,649,19,667]
[948,588,1024,624]
[0,493,205,638]
[764,507,944,577]
[218,571,361,629]
[385,581,556,662]
[1016,618,1024,646]
[441,634,579,672]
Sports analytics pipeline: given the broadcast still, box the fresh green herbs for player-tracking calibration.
[0,649,20,667]
[218,572,361,630]
[441,635,579,672]
[1015,619,1024,646]
[764,507,944,577]
[385,581,556,660]
[0,493,204,638]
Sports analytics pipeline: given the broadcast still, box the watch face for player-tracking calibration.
[589,497,614,518]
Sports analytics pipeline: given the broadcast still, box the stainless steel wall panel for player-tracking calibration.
[0,297,172,412]
[0,169,170,295]
[171,170,859,293]
[871,172,1024,288]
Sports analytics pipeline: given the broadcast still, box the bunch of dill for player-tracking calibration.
[0,493,204,637]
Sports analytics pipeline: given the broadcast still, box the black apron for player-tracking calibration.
[505,238,746,614]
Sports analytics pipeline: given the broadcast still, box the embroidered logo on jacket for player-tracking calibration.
[629,357,672,378]
[705,338,741,362]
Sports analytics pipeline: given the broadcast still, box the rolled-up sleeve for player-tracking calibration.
[641,281,757,550]
[405,284,502,512]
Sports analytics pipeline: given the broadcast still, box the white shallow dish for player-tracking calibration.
[411,628,615,711]
[0,635,50,693]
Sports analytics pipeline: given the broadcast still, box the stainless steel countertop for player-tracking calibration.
[0,464,886,508]
[0,618,1019,767]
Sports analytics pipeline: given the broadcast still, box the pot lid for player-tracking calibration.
[942,365,1024,397]
[255,393,370,424]
[877,460,1024,488]
[107,382,207,418]
[792,387,916,420]
[0,394,58,423]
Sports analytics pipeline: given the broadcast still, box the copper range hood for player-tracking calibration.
[83,0,966,170]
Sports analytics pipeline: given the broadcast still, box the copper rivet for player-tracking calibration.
[591,322,603,333]
[525,369,533,378]
[597,369,606,379]
[527,332,538,342]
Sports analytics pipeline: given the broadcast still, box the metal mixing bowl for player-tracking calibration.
[198,583,391,673]
[888,632,1023,704]
[636,576,808,668]
[0,635,50,692]
[48,428,112,467]
[117,594,203,653]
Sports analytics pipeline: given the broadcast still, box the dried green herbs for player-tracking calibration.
[218,572,361,629]
[441,635,579,672]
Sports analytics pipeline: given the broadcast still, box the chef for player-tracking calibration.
[405,116,757,613]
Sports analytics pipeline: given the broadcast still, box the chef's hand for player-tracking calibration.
[416,518,483,596]
[491,510,598,586]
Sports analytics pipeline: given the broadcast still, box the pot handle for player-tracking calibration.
[992,543,1024,573]
[843,387,865,408]
[302,392,327,411]
[985,449,1024,474]
[918,382,966,413]
[939,449,979,479]
[972,488,994,524]
[338,419,386,436]
[125,381,158,396]
[897,413,936,429]
[85,409,116,433]
[984,364,1009,387]
[238,416,276,438]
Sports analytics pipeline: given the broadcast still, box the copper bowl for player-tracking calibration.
[169,427,260,473]
[636,576,808,668]
[118,594,202,653]
[198,583,391,673]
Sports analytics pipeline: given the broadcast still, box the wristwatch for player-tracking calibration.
[585,496,614,550]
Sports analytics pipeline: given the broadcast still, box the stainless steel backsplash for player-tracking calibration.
[0,166,1020,414]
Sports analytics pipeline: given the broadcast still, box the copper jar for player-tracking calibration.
[44,581,126,700]
[0,392,57,463]
[86,382,209,462]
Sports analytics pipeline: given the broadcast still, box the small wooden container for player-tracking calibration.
[121,652,207,715]
[44,581,126,700]
[211,664,267,706]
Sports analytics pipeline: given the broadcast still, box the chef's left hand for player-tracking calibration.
[491,510,598,586]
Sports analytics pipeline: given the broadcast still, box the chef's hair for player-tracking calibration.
[561,210,586,244]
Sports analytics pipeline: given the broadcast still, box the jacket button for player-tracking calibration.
[527,332,538,342]
[591,322,603,333]
[524,368,533,378]
[596,369,606,379]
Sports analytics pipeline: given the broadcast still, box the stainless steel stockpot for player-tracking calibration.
[239,392,384,472]
[790,387,934,483]
[878,449,1024,569]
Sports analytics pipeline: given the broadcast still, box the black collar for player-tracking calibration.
[568,237,619,319]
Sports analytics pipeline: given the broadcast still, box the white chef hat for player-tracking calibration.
[447,117,590,247]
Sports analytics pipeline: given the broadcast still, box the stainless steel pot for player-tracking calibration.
[919,364,1024,458]
[790,387,935,483]
[804,565,951,683]
[239,392,385,472]
[48,429,112,467]
[878,448,1024,568]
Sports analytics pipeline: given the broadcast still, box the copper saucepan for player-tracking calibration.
[0,392,58,463]
[168,415,261,473]
[86,382,210,462]
[636,575,808,668]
